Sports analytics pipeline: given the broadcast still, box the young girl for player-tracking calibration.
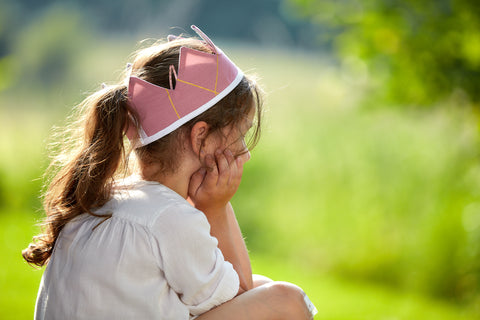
[23,25,317,319]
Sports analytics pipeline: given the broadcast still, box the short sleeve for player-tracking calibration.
[150,204,239,316]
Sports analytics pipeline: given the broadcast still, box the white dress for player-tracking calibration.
[35,176,240,319]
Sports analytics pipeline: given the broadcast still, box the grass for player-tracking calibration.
[251,254,479,320]
[0,210,43,320]
[1,40,479,319]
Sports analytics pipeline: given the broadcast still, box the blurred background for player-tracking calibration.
[1,0,479,319]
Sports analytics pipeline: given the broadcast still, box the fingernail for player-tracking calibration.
[224,149,233,156]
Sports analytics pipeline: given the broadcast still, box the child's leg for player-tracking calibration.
[252,274,273,287]
[196,281,314,320]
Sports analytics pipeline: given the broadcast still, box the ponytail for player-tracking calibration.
[23,85,136,267]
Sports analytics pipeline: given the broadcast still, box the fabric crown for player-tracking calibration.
[127,25,244,147]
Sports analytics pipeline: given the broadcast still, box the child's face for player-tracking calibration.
[224,109,255,158]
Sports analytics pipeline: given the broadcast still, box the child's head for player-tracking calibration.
[22,27,263,267]
[128,36,262,175]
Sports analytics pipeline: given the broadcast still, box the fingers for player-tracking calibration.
[205,153,217,173]
[236,150,250,167]
[215,150,229,173]
[188,167,206,197]
[234,150,250,173]
[215,149,231,186]
[188,148,249,210]
[224,148,235,166]
[202,154,219,189]
[202,148,247,188]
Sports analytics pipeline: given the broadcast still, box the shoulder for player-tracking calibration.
[98,175,204,228]
[150,201,210,238]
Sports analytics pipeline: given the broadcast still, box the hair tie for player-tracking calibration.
[167,35,178,42]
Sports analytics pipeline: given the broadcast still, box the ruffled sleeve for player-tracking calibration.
[150,203,239,316]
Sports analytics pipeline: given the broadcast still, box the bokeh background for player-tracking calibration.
[1,0,480,319]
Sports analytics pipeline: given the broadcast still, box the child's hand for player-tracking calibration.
[188,148,249,214]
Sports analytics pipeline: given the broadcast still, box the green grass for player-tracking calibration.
[251,254,479,320]
[0,210,43,320]
[1,41,479,319]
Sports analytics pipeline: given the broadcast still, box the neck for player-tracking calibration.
[139,162,196,200]
[156,172,190,199]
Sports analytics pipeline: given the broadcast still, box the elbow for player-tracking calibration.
[235,286,246,296]
[236,272,253,295]
[236,280,252,296]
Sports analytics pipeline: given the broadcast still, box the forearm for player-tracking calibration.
[188,149,253,293]
[202,203,253,293]
[225,202,253,292]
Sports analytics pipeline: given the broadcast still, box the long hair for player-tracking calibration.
[23,37,262,267]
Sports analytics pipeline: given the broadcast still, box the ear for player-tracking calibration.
[190,121,209,156]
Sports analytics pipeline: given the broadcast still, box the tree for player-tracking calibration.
[289,0,480,107]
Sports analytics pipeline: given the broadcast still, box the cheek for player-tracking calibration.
[202,134,225,154]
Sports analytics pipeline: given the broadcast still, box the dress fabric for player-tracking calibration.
[34,176,239,320]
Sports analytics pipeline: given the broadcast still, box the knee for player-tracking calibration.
[265,281,312,320]
[253,274,274,287]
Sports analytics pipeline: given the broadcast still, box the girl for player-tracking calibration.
[23,25,317,319]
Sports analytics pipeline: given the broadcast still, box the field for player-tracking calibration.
[1,41,479,319]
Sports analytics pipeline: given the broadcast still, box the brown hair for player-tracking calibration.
[23,36,262,267]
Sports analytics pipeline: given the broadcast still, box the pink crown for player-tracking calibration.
[127,25,243,146]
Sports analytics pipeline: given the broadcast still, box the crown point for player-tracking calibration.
[190,25,217,53]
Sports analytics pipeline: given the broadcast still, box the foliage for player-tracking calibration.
[288,0,480,107]
[0,0,318,62]
[11,6,92,89]
[230,48,480,305]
